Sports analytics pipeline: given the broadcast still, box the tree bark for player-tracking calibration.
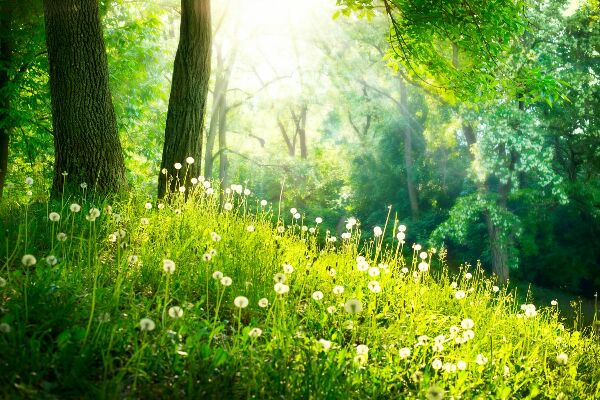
[158,0,211,198]
[43,0,127,195]
[0,4,12,198]
[295,104,308,159]
[398,76,420,218]
[217,88,228,190]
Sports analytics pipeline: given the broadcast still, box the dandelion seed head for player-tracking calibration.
[248,327,262,338]
[258,298,269,308]
[418,261,429,272]
[168,306,183,319]
[556,352,568,365]
[283,263,294,274]
[457,360,467,370]
[220,276,233,286]
[327,306,336,314]
[373,226,383,237]
[185,156,194,164]
[0,323,11,333]
[145,202,152,210]
[70,203,81,213]
[163,259,176,274]
[174,162,182,170]
[246,225,255,232]
[22,254,36,267]
[274,282,289,294]
[344,298,363,313]
[260,199,268,206]
[319,339,332,351]
[332,285,344,295]
[212,271,223,280]
[46,255,58,266]
[432,358,443,370]
[57,232,67,242]
[315,217,323,224]
[461,318,475,330]
[455,290,466,300]
[368,267,380,277]
[399,347,411,359]
[475,353,488,365]
[140,318,156,331]
[234,296,249,308]
[312,291,324,301]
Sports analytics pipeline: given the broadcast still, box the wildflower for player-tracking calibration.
[22,254,36,267]
[57,232,67,242]
[344,299,363,313]
[174,162,182,170]
[461,318,475,330]
[463,330,475,341]
[328,268,337,277]
[277,226,285,233]
[328,236,337,243]
[418,261,429,272]
[274,282,289,294]
[426,385,444,400]
[258,298,269,308]
[455,290,466,299]
[401,267,409,274]
[432,342,444,352]
[343,320,354,330]
[450,281,458,289]
[46,255,58,266]
[457,360,467,370]
[220,276,233,286]
[246,225,255,232]
[140,318,156,331]
[327,306,336,314]
[312,291,324,301]
[248,327,262,338]
[25,177,34,185]
[202,253,212,262]
[417,335,429,346]
[211,232,221,242]
[290,208,297,214]
[168,306,184,319]
[243,188,251,196]
[0,277,5,287]
[492,285,500,292]
[293,212,301,220]
[399,347,411,359]
[140,218,149,225]
[398,224,407,232]
[503,365,510,376]
[475,354,488,365]
[283,263,294,274]
[161,168,168,175]
[465,272,473,280]
[315,217,322,224]
[191,177,198,185]
[89,208,100,218]
[26,190,32,196]
[443,362,456,373]
[368,267,380,277]
[145,202,152,210]
[319,339,332,351]
[0,323,11,333]
[414,244,422,251]
[212,271,223,280]
[260,199,268,206]
[203,180,211,188]
[551,299,558,306]
[234,296,249,308]
[419,251,428,260]
[70,203,81,213]
[373,226,383,237]
[432,358,443,370]
[163,259,176,274]
[178,186,186,193]
[341,232,351,240]
[357,259,369,272]
[332,285,344,295]
[556,352,568,365]
[356,344,369,355]
[396,232,406,241]
[273,273,286,283]
[127,255,139,265]
[186,156,194,164]
[354,354,368,365]
[80,182,88,189]
[523,304,537,318]
[309,227,316,234]
[368,281,381,293]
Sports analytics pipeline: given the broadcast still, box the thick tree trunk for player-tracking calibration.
[0,5,12,199]
[158,0,211,198]
[398,77,419,218]
[297,104,308,159]
[43,0,127,195]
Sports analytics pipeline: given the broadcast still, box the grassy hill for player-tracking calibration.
[1,183,599,399]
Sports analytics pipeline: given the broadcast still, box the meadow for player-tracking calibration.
[1,176,599,399]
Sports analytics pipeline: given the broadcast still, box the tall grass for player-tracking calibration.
[1,177,599,399]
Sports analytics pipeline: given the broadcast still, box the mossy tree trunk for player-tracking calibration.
[43,0,127,195]
[158,0,211,198]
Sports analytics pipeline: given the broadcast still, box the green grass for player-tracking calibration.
[1,180,599,399]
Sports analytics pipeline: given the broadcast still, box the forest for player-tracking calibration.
[0,0,599,398]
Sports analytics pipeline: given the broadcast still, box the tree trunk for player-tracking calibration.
[158,0,211,198]
[297,104,308,159]
[0,5,12,199]
[43,0,127,194]
[398,76,419,218]
[462,123,510,282]
[217,89,228,190]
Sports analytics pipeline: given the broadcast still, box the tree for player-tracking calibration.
[43,0,127,194]
[158,0,211,199]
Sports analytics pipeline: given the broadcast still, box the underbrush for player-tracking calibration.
[1,178,599,399]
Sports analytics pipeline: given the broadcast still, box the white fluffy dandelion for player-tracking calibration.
[344,298,363,313]
[258,298,269,308]
[283,263,294,274]
[332,285,344,295]
[168,306,184,319]
[373,226,383,237]
[399,347,411,359]
[140,318,156,331]
[475,354,488,365]
[220,276,233,286]
[312,291,324,301]
[185,156,194,164]
[212,271,223,280]
[248,327,262,338]
[69,203,81,213]
[274,282,289,294]
[163,259,176,274]
[461,318,475,330]
[22,254,36,267]
[57,232,67,242]
[234,296,249,308]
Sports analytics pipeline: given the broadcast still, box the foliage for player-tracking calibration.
[1,184,599,398]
